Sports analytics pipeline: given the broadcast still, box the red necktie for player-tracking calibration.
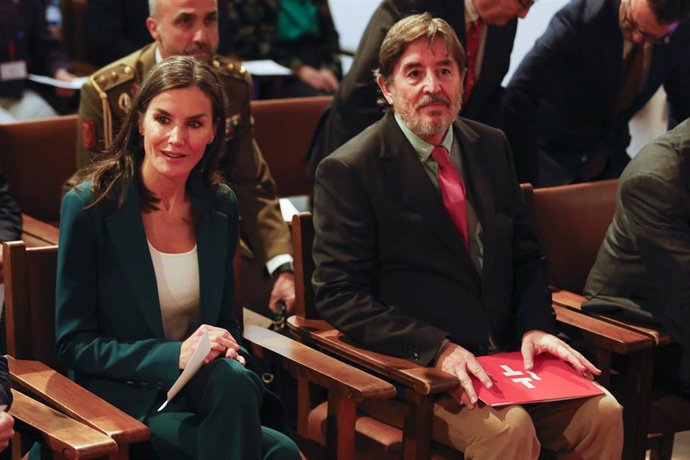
[431,146,469,249]
[464,20,481,102]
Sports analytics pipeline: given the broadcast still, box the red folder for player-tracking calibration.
[472,351,603,407]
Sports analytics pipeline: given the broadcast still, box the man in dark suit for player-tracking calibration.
[313,13,623,458]
[503,0,690,186]
[307,0,531,178]
[584,118,690,392]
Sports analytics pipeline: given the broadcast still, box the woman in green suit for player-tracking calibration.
[55,55,299,460]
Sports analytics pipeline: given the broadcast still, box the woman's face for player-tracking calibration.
[139,86,216,186]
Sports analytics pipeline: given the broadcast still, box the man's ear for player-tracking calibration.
[146,17,160,41]
[376,74,394,105]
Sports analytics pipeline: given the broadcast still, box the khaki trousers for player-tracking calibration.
[361,383,623,459]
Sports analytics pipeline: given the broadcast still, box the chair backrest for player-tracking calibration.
[291,212,317,319]
[3,242,62,372]
[529,180,619,293]
[251,96,331,198]
[0,115,78,223]
[60,0,95,75]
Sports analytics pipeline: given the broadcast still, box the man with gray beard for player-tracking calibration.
[312,14,623,458]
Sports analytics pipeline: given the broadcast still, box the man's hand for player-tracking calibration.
[269,271,295,315]
[294,65,339,93]
[521,330,600,378]
[179,324,244,369]
[435,342,492,409]
[0,411,14,451]
[53,67,77,97]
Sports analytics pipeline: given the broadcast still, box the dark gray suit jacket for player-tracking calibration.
[307,0,518,177]
[313,112,556,365]
[503,0,690,185]
[584,119,690,357]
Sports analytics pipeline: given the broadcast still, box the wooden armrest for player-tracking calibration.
[7,357,150,446]
[245,325,396,402]
[551,289,586,310]
[21,214,59,246]
[552,289,673,347]
[10,390,117,458]
[287,316,458,395]
[553,304,652,354]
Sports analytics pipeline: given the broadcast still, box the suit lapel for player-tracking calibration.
[602,0,626,121]
[466,21,516,116]
[380,113,477,274]
[105,186,165,338]
[193,192,228,326]
[106,186,230,336]
[454,119,495,285]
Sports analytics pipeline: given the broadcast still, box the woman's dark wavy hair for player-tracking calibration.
[88,55,226,212]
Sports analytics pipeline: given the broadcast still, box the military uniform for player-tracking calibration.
[73,43,291,266]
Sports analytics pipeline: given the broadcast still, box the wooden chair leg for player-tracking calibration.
[402,391,433,460]
[649,433,675,460]
[325,392,356,460]
[621,348,655,460]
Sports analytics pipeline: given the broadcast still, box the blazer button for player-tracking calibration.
[155,381,165,391]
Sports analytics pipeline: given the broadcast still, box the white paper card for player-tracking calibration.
[158,331,211,411]
[27,74,88,89]
[242,60,292,76]
[0,61,27,81]
[279,198,300,223]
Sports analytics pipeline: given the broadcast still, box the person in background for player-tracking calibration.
[306,0,533,178]
[0,0,76,122]
[502,0,690,186]
[225,0,341,98]
[85,0,231,66]
[584,118,690,394]
[313,14,623,458]
[73,0,295,317]
[0,168,22,355]
[56,56,300,460]
[0,171,22,283]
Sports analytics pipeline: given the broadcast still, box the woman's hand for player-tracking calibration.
[0,412,14,451]
[179,324,245,369]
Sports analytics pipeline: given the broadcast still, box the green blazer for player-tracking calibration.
[55,181,241,421]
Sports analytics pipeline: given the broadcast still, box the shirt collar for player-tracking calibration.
[155,47,164,64]
[394,112,454,163]
[465,0,481,24]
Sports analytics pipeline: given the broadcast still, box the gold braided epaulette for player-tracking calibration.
[212,55,252,85]
[91,63,136,92]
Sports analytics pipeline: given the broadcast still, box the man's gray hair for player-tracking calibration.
[148,0,158,19]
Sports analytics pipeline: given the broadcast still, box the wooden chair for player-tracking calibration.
[290,212,467,460]
[526,180,690,460]
[290,208,665,460]
[0,115,78,225]
[60,0,97,76]
[3,242,150,458]
[3,241,396,460]
[251,96,331,198]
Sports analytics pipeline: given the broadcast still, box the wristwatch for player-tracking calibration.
[271,261,294,280]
